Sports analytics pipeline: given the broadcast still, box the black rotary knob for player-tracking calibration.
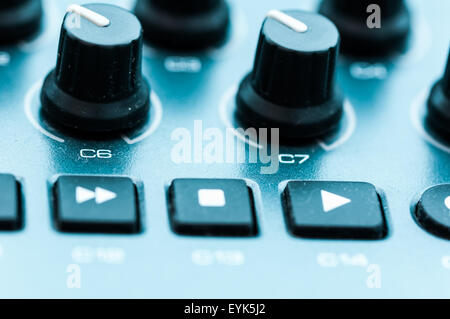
[319,0,411,57]
[0,0,42,44]
[134,0,230,50]
[151,0,218,14]
[427,48,450,137]
[236,10,343,139]
[41,3,150,132]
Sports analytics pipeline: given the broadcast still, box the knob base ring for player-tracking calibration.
[40,71,151,133]
[235,74,344,139]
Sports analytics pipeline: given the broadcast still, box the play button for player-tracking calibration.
[283,181,387,239]
[321,190,352,213]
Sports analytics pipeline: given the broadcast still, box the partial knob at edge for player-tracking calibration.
[427,48,450,137]
[134,0,230,50]
[319,0,411,57]
[0,0,42,44]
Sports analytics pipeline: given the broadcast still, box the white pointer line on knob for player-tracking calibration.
[67,4,110,27]
[266,10,308,33]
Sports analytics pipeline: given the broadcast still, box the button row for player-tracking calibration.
[1,174,449,240]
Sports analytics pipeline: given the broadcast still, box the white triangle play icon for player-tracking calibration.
[321,190,352,213]
[76,186,96,204]
[94,187,117,204]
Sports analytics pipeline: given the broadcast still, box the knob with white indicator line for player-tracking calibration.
[40,4,150,132]
[236,10,344,139]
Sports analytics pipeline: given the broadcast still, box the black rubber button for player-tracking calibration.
[0,174,22,231]
[53,175,140,234]
[283,181,387,239]
[168,179,257,237]
[415,184,450,239]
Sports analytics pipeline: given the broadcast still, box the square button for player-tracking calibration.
[0,174,22,231]
[168,179,257,237]
[283,181,387,239]
[53,175,140,234]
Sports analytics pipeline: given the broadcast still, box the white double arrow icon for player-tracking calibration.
[321,190,352,213]
[76,186,117,205]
